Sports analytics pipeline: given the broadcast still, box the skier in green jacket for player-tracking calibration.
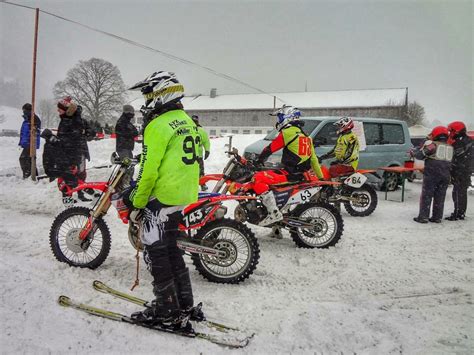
[191,115,211,190]
[127,71,202,331]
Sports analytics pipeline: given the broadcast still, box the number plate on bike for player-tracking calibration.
[344,172,367,188]
[287,187,321,205]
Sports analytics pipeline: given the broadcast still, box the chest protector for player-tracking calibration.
[430,141,453,162]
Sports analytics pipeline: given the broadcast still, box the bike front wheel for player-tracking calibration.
[49,206,111,269]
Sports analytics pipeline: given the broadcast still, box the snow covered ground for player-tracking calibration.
[0,118,473,353]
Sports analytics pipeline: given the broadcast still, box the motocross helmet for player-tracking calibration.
[271,105,302,131]
[129,71,184,111]
[333,116,354,135]
[447,121,466,138]
[430,126,449,141]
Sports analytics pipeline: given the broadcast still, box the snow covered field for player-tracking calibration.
[0,120,472,353]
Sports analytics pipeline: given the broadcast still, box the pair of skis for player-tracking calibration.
[58,281,253,348]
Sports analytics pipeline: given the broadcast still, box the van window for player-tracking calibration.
[364,123,381,145]
[264,119,321,140]
[232,129,239,134]
[210,129,216,135]
[314,122,338,146]
[382,124,405,144]
[255,130,262,134]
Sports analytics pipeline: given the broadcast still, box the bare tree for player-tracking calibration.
[405,101,426,126]
[37,98,57,128]
[53,58,126,124]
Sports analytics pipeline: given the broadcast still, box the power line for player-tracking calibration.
[2,1,284,102]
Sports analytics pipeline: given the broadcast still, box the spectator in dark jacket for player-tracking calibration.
[19,103,41,179]
[42,97,86,200]
[115,104,138,158]
[76,105,95,184]
[445,121,473,220]
[413,126,453,223]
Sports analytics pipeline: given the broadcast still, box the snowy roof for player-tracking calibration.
[409,124,431,137]
[130,88,407,111]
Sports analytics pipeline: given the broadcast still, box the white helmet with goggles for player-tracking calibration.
[129,71,184,111]
[271,105,302,131]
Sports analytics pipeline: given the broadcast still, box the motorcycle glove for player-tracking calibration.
[129,209,143,223]
[204,151,210,160]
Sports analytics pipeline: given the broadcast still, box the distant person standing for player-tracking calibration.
[18,103,41,179]
[191,115,210,190]
[445,121,473,221]
[413,126,453,223]
[115,105,138,159]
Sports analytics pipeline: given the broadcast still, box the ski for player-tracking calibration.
[58,296,251,348]
[92,280,240,333]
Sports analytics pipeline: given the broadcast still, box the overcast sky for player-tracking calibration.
[1,0,472,125]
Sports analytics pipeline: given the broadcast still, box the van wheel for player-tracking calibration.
[382,171,399,191]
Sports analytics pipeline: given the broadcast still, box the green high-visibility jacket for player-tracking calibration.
[130,109,200,208]
[326,131,360,169]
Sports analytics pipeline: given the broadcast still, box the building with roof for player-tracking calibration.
[131,87,408,136]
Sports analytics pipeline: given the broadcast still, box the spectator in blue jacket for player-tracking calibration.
[19,103,41,179]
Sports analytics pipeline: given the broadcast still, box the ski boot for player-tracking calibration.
[174,268,205,322]
[131,279,193,332]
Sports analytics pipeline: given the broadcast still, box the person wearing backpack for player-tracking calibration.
[413,126,453,223]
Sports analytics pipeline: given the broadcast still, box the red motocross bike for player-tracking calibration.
[200,149,344,249]
[49,155,260,284]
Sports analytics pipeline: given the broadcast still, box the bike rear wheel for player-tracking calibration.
[343,185,378,217]
[290,202,344,249]
[49,206,111,269]
[191,218,260,284]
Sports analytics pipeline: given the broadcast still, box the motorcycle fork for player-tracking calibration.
[79,167,127,241]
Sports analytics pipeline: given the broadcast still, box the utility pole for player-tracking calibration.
[30,7,40,181]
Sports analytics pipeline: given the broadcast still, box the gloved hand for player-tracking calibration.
[41,129,59,144]
[204,151,210,160]
[129,209,143,223]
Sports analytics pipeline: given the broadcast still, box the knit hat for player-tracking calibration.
[57,96,77,116]
[123,105,135,114]
[22,103,32,112]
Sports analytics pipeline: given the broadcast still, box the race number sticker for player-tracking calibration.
[344,172,367,188]
[183,208,206,228]
[286,187,322,205]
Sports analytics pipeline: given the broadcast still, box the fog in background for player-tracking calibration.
[1,0,472,125]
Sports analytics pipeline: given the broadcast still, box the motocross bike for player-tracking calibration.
[49,154,260,284]
[306,160,379,217]
[199,149,344,249]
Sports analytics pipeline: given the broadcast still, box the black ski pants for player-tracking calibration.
[142,199,187,286]
[451,174,470,217]
[19,147,36,178]
[418,173,450,220]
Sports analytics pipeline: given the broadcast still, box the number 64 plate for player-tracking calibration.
[344,172,367,188]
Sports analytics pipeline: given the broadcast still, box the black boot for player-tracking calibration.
[175,268,205,322]
[445,213,458,221]
[131,279,192,331]
[413,217,428,224]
